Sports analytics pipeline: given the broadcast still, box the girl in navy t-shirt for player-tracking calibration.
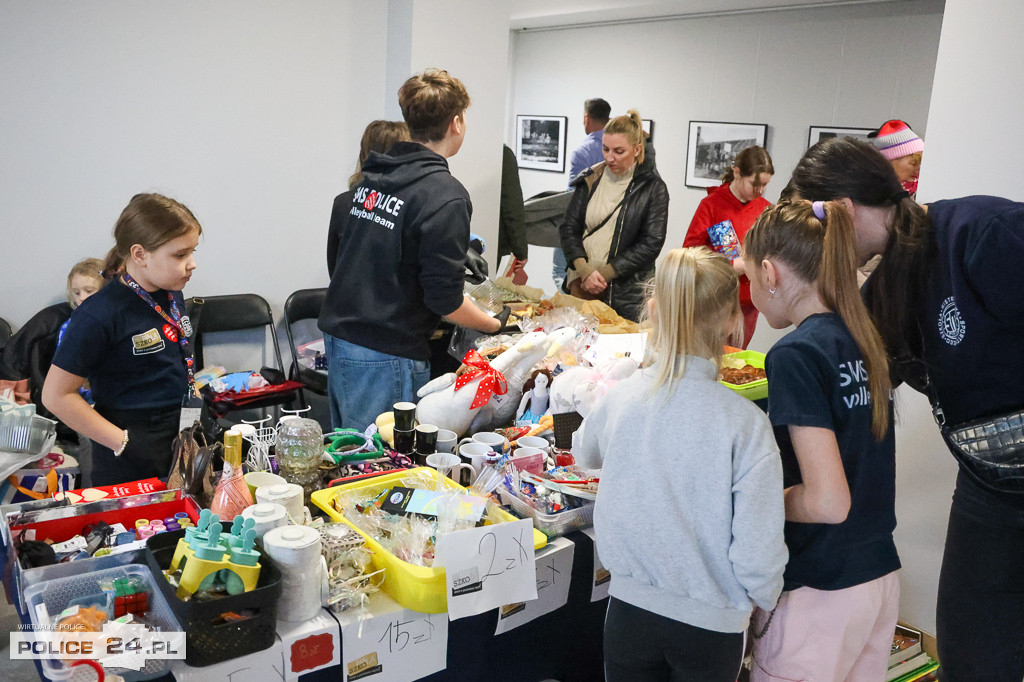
[743,201,899,681]
[43,193,202,487]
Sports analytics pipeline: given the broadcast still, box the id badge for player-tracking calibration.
[179,394,203,432]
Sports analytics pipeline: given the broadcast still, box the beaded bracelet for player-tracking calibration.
[113,429,129,457]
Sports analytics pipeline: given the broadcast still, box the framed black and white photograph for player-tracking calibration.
[642,119,655,143]
[516,115,568,173]
[807,125,874,148]
[686,121,768,188]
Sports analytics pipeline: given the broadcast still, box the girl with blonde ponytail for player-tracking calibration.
[576,247,786,682]
[743,201,899,681]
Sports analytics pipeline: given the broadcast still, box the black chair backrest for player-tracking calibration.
[283,288,327,374]
[188,293,285,372]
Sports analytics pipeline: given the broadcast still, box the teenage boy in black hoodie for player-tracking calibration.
[319,68,504,431]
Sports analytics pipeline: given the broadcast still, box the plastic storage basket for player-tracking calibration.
[310,467,546,614]
[496,485,595,538]
[23,564,180,682]
[145,522,283,667]
[720,350,769,401]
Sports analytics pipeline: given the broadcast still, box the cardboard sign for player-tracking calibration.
[582,527,610,601]
[277,609,341,680]
[495,536,574,634]
[337,593,447,682]
[435,519,537,620]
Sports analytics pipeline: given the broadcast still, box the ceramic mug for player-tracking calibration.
[425,452,476,484]
[435,429,459,454]
[458,431,509,455]
[515,435,551,453]
[457,442,501,486]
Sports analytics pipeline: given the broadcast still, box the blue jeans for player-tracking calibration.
[322,334,430,431]
[936,470,1024,681]
[552,247,568,292]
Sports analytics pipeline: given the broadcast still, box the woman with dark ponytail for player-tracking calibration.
[788,137,1024,681]
[43,193,202,487]
[743,200,898,680]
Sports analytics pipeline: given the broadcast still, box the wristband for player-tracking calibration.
[113,429,129,457]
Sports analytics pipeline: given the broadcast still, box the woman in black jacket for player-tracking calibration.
[559,109,669,322]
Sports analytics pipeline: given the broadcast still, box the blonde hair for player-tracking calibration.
[348,120,410,189]
[644,247,740,395]
[603,109,645,165]
[745,201,892,438]
[66,258,105,308]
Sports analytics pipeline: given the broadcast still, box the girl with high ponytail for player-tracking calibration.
[576,247,787,682]
[743,200,899,681]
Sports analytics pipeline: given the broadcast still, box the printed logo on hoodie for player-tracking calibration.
[351,187,406,230]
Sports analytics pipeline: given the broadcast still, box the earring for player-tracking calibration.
[768,287,777,299]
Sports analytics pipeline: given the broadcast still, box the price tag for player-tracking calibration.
[582,527,610,602]
[434,519,537,620]
[337,593,447,682]
[494,536,574,634]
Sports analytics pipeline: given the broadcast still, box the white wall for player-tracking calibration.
[0,1,389,329]
[509,0,944,299]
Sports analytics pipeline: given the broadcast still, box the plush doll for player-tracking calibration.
[516,369,552,424]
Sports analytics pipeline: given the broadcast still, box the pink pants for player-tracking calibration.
[749,571,900,682]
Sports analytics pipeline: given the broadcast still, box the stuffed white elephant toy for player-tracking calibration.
[549,356,640,418]
[416,327,578,436]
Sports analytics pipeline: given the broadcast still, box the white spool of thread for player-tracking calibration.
[240,503,290,540]
[262,525,324,621]
[255,483,305,522]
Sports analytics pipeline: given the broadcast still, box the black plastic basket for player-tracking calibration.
[145,522,282,667]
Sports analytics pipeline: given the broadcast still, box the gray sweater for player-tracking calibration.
[576,356,787,633]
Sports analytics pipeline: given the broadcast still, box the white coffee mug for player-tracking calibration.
[425,452,476,484]
[435,429,459,454]
[515,435,551,453]
[457,442,501,485]
[458,431,509,455]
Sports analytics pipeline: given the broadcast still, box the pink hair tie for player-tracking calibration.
[812,201,827,220]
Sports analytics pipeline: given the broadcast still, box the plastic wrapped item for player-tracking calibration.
[276,417,323,501]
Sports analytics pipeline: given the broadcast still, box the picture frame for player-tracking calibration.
[641,119,655,143]
[807,125,874,148]
[686,121,768,188]
[516,115,568,173]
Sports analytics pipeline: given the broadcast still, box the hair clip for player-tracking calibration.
[812,201,827,221]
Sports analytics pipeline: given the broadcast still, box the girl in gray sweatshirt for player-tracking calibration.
[576,247,787,682]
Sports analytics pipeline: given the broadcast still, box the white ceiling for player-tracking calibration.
[510,0,904,30]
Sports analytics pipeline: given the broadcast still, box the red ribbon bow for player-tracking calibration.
[454,349,508,410]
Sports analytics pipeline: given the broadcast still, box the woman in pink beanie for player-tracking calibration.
[868,119,924,197]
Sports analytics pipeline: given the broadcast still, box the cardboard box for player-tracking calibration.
[171,638,285,682]
[276,608,341,680]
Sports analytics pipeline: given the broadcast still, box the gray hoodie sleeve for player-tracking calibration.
[728,423,788,612]
[574,414,605,469]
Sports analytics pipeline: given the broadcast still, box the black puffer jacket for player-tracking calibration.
[558,153,669,321]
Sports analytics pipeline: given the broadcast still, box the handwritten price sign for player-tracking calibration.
[435,518,537,620]
[338,594,447,682]
[494,536,575,634]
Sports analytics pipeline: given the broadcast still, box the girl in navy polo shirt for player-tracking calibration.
[744,201,899,681]
[43,193,201,487]
[788,137,1024,682]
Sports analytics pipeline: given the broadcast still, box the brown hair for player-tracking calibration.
[65,258,105,308]
[786,137,933,360]
[398,68,471,143]
[721,145,774,184]
[522,368,553,394]
[643,247,740,396]
[348,120,410,189]
[745,201,892,438]
[584,98,611,122]
[102,193,202,280]
[603,109,645,164]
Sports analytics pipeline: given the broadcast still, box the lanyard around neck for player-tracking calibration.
[120,273,196,392]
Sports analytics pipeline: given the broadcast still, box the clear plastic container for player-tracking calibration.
[275,417,322,501]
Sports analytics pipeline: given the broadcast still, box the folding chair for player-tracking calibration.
[188,294,302,419]
[283,288,328,396]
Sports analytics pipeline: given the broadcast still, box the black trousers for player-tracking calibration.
[90,404,180,487]
[936,471,1024,681]
[604,597,744,682]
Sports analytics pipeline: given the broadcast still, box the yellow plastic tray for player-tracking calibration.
[310,467,546,614]
[720,350,769,401]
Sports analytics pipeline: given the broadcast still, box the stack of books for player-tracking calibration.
[888,624,939,681]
